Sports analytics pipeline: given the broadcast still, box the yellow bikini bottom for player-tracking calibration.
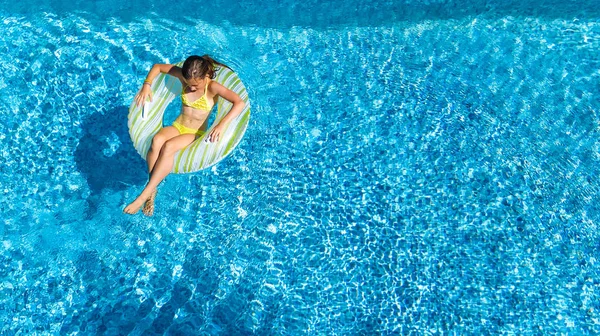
[172,121,205,137]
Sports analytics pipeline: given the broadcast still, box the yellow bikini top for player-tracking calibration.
[181,80,211,110]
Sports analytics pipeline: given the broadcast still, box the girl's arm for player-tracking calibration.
[206,81,246,143]
[135,64,183,106]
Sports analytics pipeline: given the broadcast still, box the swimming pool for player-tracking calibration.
[1,0,600,334]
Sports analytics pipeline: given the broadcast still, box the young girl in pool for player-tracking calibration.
[124,55,245,215]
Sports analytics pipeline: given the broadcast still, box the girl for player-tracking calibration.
[124,55,245,215]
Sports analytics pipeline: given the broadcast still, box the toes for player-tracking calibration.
[124,201,142,215]
[125,192,156,216]
[124,206,137,215]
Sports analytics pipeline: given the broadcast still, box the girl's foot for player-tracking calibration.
[142,190,157,217]
[124,193,151,215]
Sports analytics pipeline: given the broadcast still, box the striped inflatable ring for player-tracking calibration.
[127,62,250,173]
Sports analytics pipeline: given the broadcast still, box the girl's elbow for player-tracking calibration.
[235,99,246,108]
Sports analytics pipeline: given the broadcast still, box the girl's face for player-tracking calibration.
[185,76,207,92]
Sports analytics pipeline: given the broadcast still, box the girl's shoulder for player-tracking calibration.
[167,65,185,82]
[207,80,223,94]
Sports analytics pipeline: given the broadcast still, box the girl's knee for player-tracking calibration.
[161,140,180,155]
[161,136,194,156]
[151,135,167,150]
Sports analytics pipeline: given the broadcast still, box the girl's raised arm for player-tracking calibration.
[135,64,183,106]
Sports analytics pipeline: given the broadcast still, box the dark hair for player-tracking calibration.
[181,54,226,80]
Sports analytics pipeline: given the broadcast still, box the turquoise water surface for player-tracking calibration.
[1,0,600,334]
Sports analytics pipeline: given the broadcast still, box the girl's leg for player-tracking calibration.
[124,134,197,214]
[147,126,180,174]
[141,126,180,216]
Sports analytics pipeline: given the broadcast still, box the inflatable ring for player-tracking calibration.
[127,61,250,173]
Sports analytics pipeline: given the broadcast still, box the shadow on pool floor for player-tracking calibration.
[74,106,147,216]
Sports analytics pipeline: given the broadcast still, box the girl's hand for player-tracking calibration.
[207,123,226,142]
[135,84,153,106]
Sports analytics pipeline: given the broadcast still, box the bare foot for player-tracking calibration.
[124,194,149,215]
[142,189,157,217]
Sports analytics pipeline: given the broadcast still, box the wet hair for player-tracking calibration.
[181,54,226,80]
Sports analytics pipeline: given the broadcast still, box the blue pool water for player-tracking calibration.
[2,0,600,334]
